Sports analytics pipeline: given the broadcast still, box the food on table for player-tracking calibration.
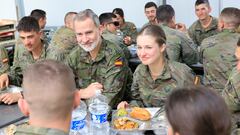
[113,117,139,130]
[130,107,151,121]
[116,108,128,117]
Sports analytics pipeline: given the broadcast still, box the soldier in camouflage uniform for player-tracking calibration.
[118,25,194,109]
[200,7,240,92]
[99,12,131,60]
[224,38,240,133]
[188,0,219,46]
[112,8,137,46]
[0,46,9,75]
[142,2,158,27]
[0,17,51,105]
[156,5,198,66]
[48,12,78,61]
[67,9,131,109]
[15,60,78,135]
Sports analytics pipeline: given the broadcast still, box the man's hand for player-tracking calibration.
[0,73,9,89]
[176,23,187,33]
[79,82,103,99]
[0,92,22,105]
[117,101,129,109]
[123,36,132,45]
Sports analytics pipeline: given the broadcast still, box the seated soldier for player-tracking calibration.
[166,86,231,135]
[0,46,9,75]
[15,60,80,135]
[224,38,240,133]
[156,5,199,66]
[112,8,138,46]
[0,16,52,104]
[99,12,131,60]
[143,1,158,27]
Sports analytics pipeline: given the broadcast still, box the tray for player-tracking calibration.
[111,107,167,132]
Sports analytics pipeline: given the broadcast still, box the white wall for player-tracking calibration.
[23,0,161,28]
[0,0,17,20]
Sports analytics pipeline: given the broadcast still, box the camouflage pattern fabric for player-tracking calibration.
[200,29,239,92]
[102,30,131,60]
[160,24,199,66]
[188,17,219,46]
[0,46,9,75]
[15,125,68,135]
[130,60,195,107]
[67,39,132,109]
[8,41,49,86]
[120,21,137,44]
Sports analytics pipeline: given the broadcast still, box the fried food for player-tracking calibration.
[114,117,139,130]
[116,108,128,117]
[130,107,151,121]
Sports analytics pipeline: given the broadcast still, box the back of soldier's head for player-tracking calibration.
[22,60,76,121]
[99,12,116,25]
[145,2,157,10]
[220,7,240,29]
[30,9,46,21]
[156,4,175,23]
[16,16,40,32]
[112,8,124,18]
[64,12,77,28]
[74,9,100,27]
[195,0,210,6]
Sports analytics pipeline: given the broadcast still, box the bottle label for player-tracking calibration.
[71,118,85,130]
[90,113,107,123]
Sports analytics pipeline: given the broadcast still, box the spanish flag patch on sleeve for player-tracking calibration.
[115,58,123,66]
[2,58,8,63]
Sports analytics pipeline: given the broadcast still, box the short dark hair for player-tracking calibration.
[145,2,157,9]
[16,16,40,32]
[112,8,124,18]
[195,0,210,6]
[99,12,116,25]
[165,86,231,135]
[156,4,175,23]
[30,9,46,21]
[138,25,166,47]
[220,7,240,29]
[237,38,240,47]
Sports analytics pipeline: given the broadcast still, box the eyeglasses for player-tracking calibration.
[108,21,119,27]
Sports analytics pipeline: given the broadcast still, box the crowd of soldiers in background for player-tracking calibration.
[0,0,239,134]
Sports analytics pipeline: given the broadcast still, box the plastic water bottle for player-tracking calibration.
[70,100,88,135]
[89,90,110,135]
[116,29,124,40]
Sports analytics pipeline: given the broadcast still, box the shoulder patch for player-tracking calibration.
[115,58,123,66]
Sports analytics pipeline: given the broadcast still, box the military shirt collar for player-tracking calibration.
[221,29,236,33]
[195,16,218,31]
[79,38,106,63]
[15,125,68,135]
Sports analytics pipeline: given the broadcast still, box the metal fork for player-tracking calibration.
[152,107,165,119]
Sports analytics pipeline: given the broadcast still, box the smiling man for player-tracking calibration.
[143,2,158,27]
[0,16,51,104]
[188,0,218,46]
[67,9,131,109]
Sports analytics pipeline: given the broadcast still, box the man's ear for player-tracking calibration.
[18,98,30,116]
[73,90,81,109]
[99,25,105,35]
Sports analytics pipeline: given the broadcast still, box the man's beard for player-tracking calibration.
[78,42,97,52]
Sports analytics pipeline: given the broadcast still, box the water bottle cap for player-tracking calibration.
[95,89,102,96]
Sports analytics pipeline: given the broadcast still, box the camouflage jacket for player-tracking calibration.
[120,21,137,44]
[188,16,218,46]
[67,39,132,108]
[130,60,195,107]
[0,46,9,75]
[15,125,68,135]
[224,67,240,113]
[102,30,131,60]
[160,24,199,66]
[8,41,49,86]
[200,29,239,92]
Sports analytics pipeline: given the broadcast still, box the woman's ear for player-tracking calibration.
[160,43,167,53]
[18,98,30,116]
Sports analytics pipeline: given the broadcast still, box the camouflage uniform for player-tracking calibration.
[120,21,138,44]
[188,17,218,46]
[8,41,50,86]
[15,125,68,135]
[160,24,199,66]
[102,30,131,60]
[130,60,195,107]
[0,46,9,75]
[200,29,239,92]
[67,39,132,108]
[224,67,240,131]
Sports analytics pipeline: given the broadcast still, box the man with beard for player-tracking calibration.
[0,16,51,104]
[142,1,158,27]
[67,9,130,109]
